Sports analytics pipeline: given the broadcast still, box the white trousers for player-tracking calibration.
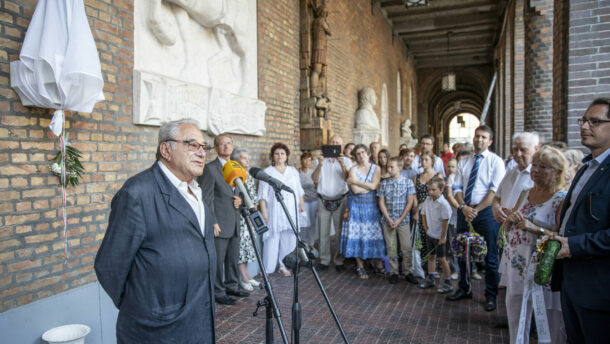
[263,229,297,273]
[300,200,318,246]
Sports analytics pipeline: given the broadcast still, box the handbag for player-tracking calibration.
[320,195,345,211]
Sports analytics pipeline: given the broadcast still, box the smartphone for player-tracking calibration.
[322,145,341,158]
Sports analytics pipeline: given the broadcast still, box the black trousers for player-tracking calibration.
[561,289,610,344]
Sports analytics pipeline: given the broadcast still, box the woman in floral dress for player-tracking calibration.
[500,146,568,344]
[231,147,261,292]
[340,144,384,279]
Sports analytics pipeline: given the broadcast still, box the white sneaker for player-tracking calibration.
[249,279,261,287]
[240,281,254,292]
[472,272,483,280]
[451,272,459,280]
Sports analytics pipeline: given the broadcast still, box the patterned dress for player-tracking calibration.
[238,174,258,264]
[340,163,386,259]
[415,173,440,254]
[500,190,566,295]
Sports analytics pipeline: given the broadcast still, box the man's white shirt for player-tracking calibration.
[159,160,206,236]
[317,157,353,198]
[496,164,534,209]
[453,149,506,205]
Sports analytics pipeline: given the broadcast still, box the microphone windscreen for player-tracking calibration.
[222,160,247,187]
[249,167,262,178]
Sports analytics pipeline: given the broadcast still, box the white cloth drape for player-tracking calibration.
[10,0,104,134]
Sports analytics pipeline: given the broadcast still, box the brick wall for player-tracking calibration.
[524,0,554,143]
[0,0,413,312]
[552,0,568,142]
[566,0,610,149]
[326,1,416,151]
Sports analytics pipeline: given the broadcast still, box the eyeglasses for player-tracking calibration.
[165,139,210,152]
[578,118,610,127]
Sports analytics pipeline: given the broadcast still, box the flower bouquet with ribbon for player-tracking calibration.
[451,223,488,263]
[50,144,84,187]
[534,235,562,286]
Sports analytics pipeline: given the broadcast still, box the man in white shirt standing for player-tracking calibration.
[312,135,353,271]
[492,132,540,223]
[413,134,446,177]
[446,125,506,312]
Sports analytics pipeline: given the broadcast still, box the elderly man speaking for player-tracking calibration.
[95,119,216,343]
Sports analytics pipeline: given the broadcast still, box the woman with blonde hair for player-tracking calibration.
[501,146,568,344]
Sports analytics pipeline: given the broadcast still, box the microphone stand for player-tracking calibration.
[239,204,289,344]
[272,188,350,344]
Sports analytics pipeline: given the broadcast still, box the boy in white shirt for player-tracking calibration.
[419,176,453,293]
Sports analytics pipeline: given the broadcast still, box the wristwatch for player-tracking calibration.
[458,204,465,211]
[539,227,545,235]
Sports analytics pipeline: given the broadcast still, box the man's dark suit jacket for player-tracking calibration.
[198,158,240,238]
[556,153,610,311]
[95,162,216,343]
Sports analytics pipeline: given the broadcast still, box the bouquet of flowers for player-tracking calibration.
[50,145,85,187]
[451,223,488,263]
[497,223,507,248]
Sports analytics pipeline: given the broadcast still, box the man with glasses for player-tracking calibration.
[413,134,446,176]
[553,98,610,343]
[95,119,216,343]
[198,133,248,305]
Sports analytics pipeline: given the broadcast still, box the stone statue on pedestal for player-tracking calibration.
[353,87,380,146]
[400,119,416,148]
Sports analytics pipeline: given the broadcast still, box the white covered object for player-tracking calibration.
[10,0,104,134]
[42,324,90,344]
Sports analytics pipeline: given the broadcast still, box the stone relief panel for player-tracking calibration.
[133,0,266,136]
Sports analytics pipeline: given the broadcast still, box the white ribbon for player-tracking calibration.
[515,255,551,343]
[49,109,64,136]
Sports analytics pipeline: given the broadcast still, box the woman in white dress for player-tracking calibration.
[501,146,568,344]
[258,143,306,276]
[299,151,318,246]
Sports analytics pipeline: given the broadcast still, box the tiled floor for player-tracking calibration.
[216,264,509,344]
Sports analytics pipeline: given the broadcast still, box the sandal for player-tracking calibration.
[374,266,387,276]
[278,266,292,277]
[356,268,369,279]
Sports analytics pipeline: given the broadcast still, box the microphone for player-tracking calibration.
[249,167,294,193]
[222,160,255,211]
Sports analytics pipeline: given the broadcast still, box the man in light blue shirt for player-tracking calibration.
[446,125,505,312]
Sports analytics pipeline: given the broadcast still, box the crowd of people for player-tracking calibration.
[95,98,610,343]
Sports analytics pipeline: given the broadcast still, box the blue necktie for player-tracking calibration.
[464,154,482,205]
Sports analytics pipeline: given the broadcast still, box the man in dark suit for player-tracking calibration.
[95,119,215,343]
[198,133,248,305]
[554,98,610,343]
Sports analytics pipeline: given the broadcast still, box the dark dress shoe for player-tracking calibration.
[405,273,419,285]
[335,264,346,273]
[446,289,473,301]
[389,274,399,284]
[485,297,497,311]
[215,295,237,305]
[315,263,329,271]
[226,288,250,297]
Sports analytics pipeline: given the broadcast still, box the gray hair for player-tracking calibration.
[563,149,584,168]
[156,119,200,160]
[512,131,541,148]
[230,147,248,161]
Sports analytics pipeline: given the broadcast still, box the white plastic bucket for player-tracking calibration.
[42,324,91,344]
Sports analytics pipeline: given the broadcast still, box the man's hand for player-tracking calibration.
[233,196,242,209]
[317,156,324,165]
[439,237,446,245]
[553,235,572,259]
[492,203,509,223]
[213,224,221,237]
[412,211,419,222]
[462,205,478,222]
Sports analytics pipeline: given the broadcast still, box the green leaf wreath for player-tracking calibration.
[50,145,85,187]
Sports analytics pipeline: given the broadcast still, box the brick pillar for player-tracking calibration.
[513,0,525,133]
[566,1,610,149]
[552,0,568,142]
[524,0,554,143]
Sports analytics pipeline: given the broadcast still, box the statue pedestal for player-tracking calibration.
[353,128,380,147]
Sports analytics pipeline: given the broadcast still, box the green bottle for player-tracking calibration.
[534,240,562,286]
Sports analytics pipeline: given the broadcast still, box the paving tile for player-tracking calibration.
[216,267,509,343]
